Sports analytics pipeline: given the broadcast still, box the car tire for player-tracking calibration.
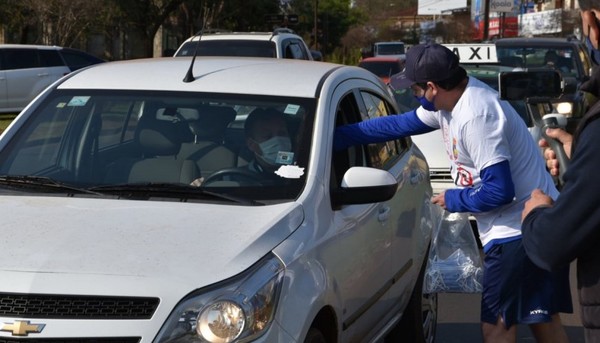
[386,256,438,343]
[304,327,327,343]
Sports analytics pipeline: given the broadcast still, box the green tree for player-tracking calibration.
[111,0,186,57]
[288,0,363,57]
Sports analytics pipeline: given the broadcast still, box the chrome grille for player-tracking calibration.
[0,293,159,319]
[0,338,140,343]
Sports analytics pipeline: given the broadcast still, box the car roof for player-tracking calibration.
[56,57,371,98]
[0,44,64,50]
[359,57,402,62]
[495,37,582,47]
[183,31,302,43]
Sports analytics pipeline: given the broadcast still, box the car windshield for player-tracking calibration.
[496,46,580,79]
[175,40,276,58]
[0,90,315,202]
[376,44,405,55]
[358,61,402,78]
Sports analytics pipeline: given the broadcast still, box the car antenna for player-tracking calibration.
[183,26,205,83]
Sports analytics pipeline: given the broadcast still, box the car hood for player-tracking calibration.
[0,196,303,296]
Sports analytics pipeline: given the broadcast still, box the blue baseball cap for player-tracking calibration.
[390,43,461,90]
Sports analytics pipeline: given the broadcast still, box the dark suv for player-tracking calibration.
[495,37,594,133]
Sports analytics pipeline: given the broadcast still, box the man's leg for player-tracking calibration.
[529,314,569,343]
[482,316,516,343]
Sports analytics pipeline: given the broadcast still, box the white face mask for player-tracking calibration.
[257,136,292,165]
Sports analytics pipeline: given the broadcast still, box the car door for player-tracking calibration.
[358,90,428,310]
[0,50,7,110]
[326,80,395,340]
[3,48,68,110]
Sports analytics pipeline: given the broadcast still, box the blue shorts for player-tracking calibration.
[480,239,573,328]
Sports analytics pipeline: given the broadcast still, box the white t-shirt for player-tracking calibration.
[416,77,559,246]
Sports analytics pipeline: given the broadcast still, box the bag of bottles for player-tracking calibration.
[424,209,483,294]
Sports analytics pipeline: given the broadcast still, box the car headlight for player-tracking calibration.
[155,254,285,343]
[553,102,573,116]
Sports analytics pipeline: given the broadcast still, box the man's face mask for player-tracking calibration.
[416,94,437,111]
[413,84,437,111]
[257,136,292,165]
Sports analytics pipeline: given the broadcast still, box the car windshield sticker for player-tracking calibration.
[56,102,67,108]
[276,151,294,165]
[67,96,91,107]
[284,104,300,115]
[275,165,305,178]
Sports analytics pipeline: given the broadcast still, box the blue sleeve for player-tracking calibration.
[444,160,515,213]
[333,109,435,151]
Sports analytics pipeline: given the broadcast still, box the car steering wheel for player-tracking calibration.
[202,168,263,186]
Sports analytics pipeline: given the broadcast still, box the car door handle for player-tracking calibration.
[37,73,49,77]
[378,206,391,222]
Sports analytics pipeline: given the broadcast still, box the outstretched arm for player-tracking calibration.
[333,109,435,151]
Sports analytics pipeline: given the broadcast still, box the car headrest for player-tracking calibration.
[136,118,185,156]
[188,106,237,141]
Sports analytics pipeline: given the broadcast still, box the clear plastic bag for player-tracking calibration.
[424,209,483,294]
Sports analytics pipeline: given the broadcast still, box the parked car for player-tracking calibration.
[173,28,316,60]
[0,44,104,113]
[362,41,407,61]
[0,56,437,342]
[358,56,404,84]
[495,37,594,133]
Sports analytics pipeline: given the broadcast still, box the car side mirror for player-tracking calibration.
[310,50,323,61]
[331,166,398,209]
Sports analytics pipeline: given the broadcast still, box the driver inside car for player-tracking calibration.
[199,107,295,186]
[244,107,294,176]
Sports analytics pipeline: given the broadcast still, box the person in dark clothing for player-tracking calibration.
[521,66,600,342]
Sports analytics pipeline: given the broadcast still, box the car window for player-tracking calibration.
[358,61,402,78]
[1,49,39,70]
[38,49,64,67]
[331,90,403,192]
[60,49,103,70]
[176,40,276,58]
[497,46,581,78]
[283,40,309,60]
[359,91,404,169]
[0,90,315,202]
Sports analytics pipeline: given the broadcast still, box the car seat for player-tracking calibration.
[499,56,524,68]
[177,105,237,178]
[104,112,200,184]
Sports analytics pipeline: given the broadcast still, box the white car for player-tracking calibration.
[0,57,437,342]
[0,44,104,113]
[173,29,316,60]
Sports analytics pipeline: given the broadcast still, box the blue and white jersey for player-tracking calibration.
[416,77,559,246]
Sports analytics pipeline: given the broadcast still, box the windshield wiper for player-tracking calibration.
[88,183,263,205]
[0,175,104,195]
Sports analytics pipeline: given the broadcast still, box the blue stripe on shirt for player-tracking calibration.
[333,109,435,151]
[444,160,515,213]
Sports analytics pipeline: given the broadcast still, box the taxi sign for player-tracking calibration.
[443,44,498,64]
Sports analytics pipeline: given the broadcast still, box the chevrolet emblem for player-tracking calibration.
[1,320,45,336]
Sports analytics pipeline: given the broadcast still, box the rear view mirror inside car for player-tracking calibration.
[499,70,563,100]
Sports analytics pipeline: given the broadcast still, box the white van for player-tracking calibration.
[0,44,104,113]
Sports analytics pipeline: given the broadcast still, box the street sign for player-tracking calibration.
[443,44,498,63]
[490,0,514,12]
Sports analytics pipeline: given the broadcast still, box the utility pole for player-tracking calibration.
[483,0,490,41]
[314,0,319,50]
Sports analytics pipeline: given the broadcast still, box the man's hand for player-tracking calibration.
[522,189,554,222]
[432,191,446,209]
[539,127,573,177]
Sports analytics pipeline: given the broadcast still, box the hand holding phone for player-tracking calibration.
[541,113,569,185]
